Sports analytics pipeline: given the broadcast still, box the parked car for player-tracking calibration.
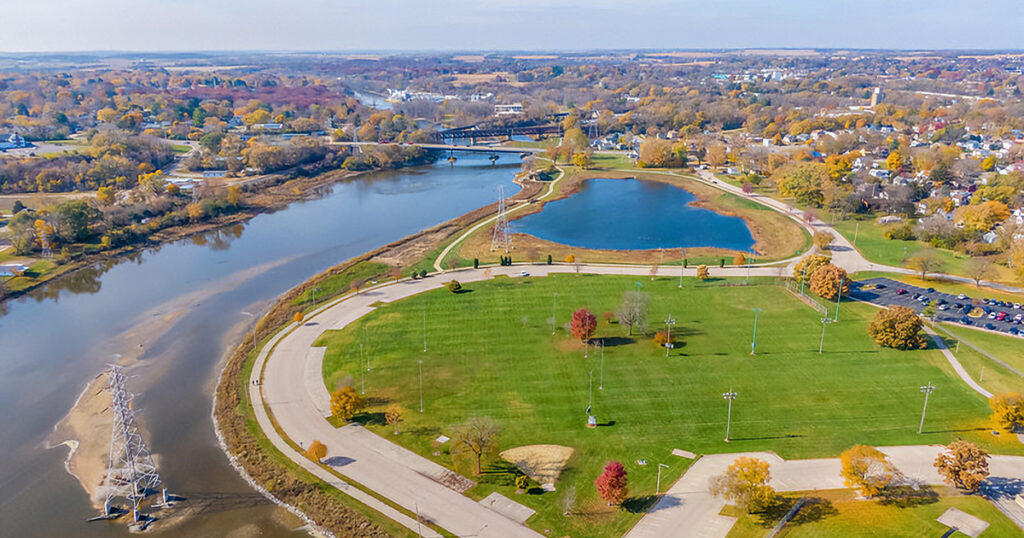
[896,289,908,295]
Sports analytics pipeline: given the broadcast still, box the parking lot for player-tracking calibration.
[849,277,1024,339]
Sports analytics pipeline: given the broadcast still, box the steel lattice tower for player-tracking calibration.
[102,365,162,522]
[490,185,512,253]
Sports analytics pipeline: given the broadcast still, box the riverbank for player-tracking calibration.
[452,167,809,266]
[209,169,542,536]
[0,167,373,305]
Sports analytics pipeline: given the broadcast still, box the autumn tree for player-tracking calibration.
[813,231,835,250]
[793,254,830,284]
[868,306,926,350]
[964,258,996,288]
[773,162,827,207]
[594,461,629,505]
[696,265,710,280]
[293,311,304,323]
[907,249,944,280]
[840,445,900,497]
[447,280,462,293]
[934,440,990,492]
[809,264,849,301]
[305,440,327,462]
[96,186,116,205]
[330,386,365,421]
[709,457,775,513]
[572,151,593,169]
[954,201,1011,233]
[638,139,687,168]
[653,330,672,348]
[733,253,747,266]
[886,150,904,173]
[570,308,597,343]
[989,393,1024,433]
[616,290,650,335]
[385,404,404,434]
[451,416,500,475]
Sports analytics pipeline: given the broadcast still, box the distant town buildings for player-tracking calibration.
[494,103,524,116]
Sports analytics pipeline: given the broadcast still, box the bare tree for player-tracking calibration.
[964,257,996,288]
[560,485,577,516]
[907,249,944,280]
[616,290,650,336]
[451,416,500,475]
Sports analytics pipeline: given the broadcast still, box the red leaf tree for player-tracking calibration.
[595,460,629,505]
[570,308,597,343]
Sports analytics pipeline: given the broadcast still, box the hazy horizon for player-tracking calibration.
[3,0,1023,53]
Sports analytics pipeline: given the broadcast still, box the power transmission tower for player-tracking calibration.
[101,365,163,523]
[490,185,512,253]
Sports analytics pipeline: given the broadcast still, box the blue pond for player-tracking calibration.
[511,178,756,251]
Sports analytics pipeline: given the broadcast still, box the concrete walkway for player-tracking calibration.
[625,446,1024,538]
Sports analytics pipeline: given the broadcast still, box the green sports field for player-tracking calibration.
[317,274,1013,537]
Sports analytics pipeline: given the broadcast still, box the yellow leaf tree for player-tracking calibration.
[305,439,327,461]
[840,445,899,497]
[709,457,775,513]
[809,264,849,301]
[330,386,365,421]
[989,393,1024,433]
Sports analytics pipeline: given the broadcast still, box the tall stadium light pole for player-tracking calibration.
[422,307,427,353]
[664,314,676,357]
[656,463,670,495]
[599,340,605,390]
[750,308,762,355]
[360,344,366,394]
[723,389,738,442]
[588,370,594,413]
[799,267,807,296]
[834,278,844,322]
[679,248,685,288]
[418,360,424,413]
[552,292,558,335]
[918,383,935,434]
[818,317,833,354]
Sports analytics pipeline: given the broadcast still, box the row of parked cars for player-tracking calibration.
[850,277,1024,337]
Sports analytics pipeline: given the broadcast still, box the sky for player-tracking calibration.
[2,0,1023,53]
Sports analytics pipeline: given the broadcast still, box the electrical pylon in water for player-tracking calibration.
[101,365,163,523]
[490,185,512,253]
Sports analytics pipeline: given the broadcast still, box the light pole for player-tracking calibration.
[599,340,605,390]
[818,316,833,354]
[551,292,558,335]
[834,278,844,322]
[723,389,737,442]
[918,383,935,434]
[679,248,685,288]
[422,307,427,353]
[664,314,676,357]
[418,359,424,413]
[750,308,762,355]
[799,266,807,296]
[656,463,670,495]
[360,343,365,394]
[854,221,860,246]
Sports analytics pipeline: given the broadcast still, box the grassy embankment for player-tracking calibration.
[318,274,1016,538]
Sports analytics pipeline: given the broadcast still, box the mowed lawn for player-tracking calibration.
[318,275,1006,537]
[726,488,1022,538]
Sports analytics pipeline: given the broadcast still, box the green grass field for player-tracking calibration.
[726,488,1021,537]
[833,218,980,277]
[316,274,1014,537]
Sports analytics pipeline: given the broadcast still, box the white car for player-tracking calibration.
[520,270,530,277]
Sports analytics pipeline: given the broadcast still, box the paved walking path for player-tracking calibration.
[625,446,1024,538]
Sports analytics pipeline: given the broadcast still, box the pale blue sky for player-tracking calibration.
[2,0,1022,52]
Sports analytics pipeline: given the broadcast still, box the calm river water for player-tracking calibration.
[0,155,519,537]
[511,177,755,251]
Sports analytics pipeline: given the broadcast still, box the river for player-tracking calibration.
[0,154,519,537]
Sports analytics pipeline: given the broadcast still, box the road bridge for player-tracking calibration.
[328,141,543,155]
